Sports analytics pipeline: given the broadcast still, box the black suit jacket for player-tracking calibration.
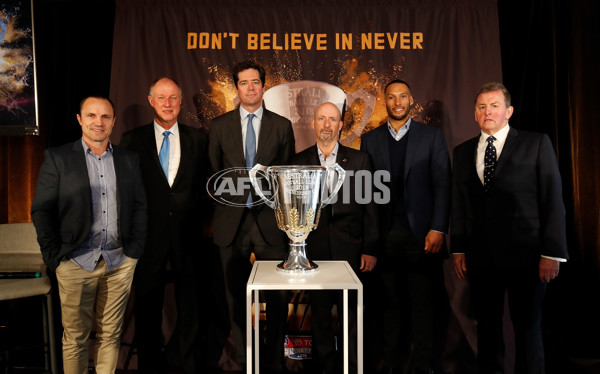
[120,123,208,259]
[31,140,147,271]
[208,108,295,247]
[451,127,568,270]
[290,144,379,270]
[360,120,451,244]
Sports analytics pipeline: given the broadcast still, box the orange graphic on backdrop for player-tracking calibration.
[188,54,431,149]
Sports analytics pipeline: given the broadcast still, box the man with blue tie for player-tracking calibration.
[120,77,209,374]
[209,60,295,373]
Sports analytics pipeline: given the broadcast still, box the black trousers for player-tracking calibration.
[310,289,359,374]
[134,238,201,374]
[377,229,444,372]
[468,264,546,374]
[219,209,289,372]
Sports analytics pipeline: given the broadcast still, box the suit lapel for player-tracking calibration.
[173,126,189,188]
[493,127,518,178]
[112,145,126,210]
[226,110,246,164]
[308,145,321,165]
[72,140,93,211]
[333,145,350,206]
[467,137,482,187]
[404,121,423,180]
[256,109,274,163]
[145,124,170,185]
[335,144,349,168]
[374,125,391,173]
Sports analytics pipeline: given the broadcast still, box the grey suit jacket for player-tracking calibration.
[208,107,295,247]
[31,140,147,271]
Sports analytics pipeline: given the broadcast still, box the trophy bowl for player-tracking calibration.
[249,164,345,273]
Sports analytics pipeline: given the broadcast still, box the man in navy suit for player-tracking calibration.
[451,82,568,374]
[120,77,208,374]
[360,79,451,374]
[291,102,379,374]
[208,60,295,373]
[32,96,147,373]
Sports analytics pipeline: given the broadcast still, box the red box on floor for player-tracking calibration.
[284,335,312,360]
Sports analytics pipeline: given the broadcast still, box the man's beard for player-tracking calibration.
[387,107,410,122]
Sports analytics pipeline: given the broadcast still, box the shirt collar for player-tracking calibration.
[479,123,510,144]
[240,105,264,121]
[81,138,113,155]
[317,142,339,161]
[154,121,179,136]
[387,117,412,140]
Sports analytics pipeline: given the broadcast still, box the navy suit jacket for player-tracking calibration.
[31,140,147,271]
[451,127,568,270]
[120,123,208,260]
[290,144,379,270]
[208,108,296,247]
[360,120,451,244]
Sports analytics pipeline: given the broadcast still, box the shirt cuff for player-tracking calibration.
[541,255,567,262]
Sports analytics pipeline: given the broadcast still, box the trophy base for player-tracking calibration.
[276,260,319,273]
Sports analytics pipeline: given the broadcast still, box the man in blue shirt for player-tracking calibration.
[32,96,147,373]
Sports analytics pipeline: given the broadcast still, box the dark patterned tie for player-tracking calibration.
[484,135,497,190]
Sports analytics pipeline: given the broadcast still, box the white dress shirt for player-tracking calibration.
[476,124,510,185]
[240,105,263,157]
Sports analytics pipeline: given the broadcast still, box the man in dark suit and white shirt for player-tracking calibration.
[360,79,451,374]
[208,60,295,373]
[32,96,147,373]
[451,82,568,374]
[120,77,209,374]
[291,102,378,374]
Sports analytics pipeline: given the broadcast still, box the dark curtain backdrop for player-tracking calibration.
[0,0,598,367]
[108,0,502,151]
[497,0,600,361]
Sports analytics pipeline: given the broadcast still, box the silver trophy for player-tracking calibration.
[249,164,345,272]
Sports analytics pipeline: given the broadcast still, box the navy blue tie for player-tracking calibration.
[484,135,497,190]
[159,131,171,178]
[245,114,256,207]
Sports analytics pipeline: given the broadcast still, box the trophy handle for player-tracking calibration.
[249,164,276,209]
[320,163,346,206]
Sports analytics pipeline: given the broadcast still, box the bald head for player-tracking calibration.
[147,77,182,129]
[311,102,343,145]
